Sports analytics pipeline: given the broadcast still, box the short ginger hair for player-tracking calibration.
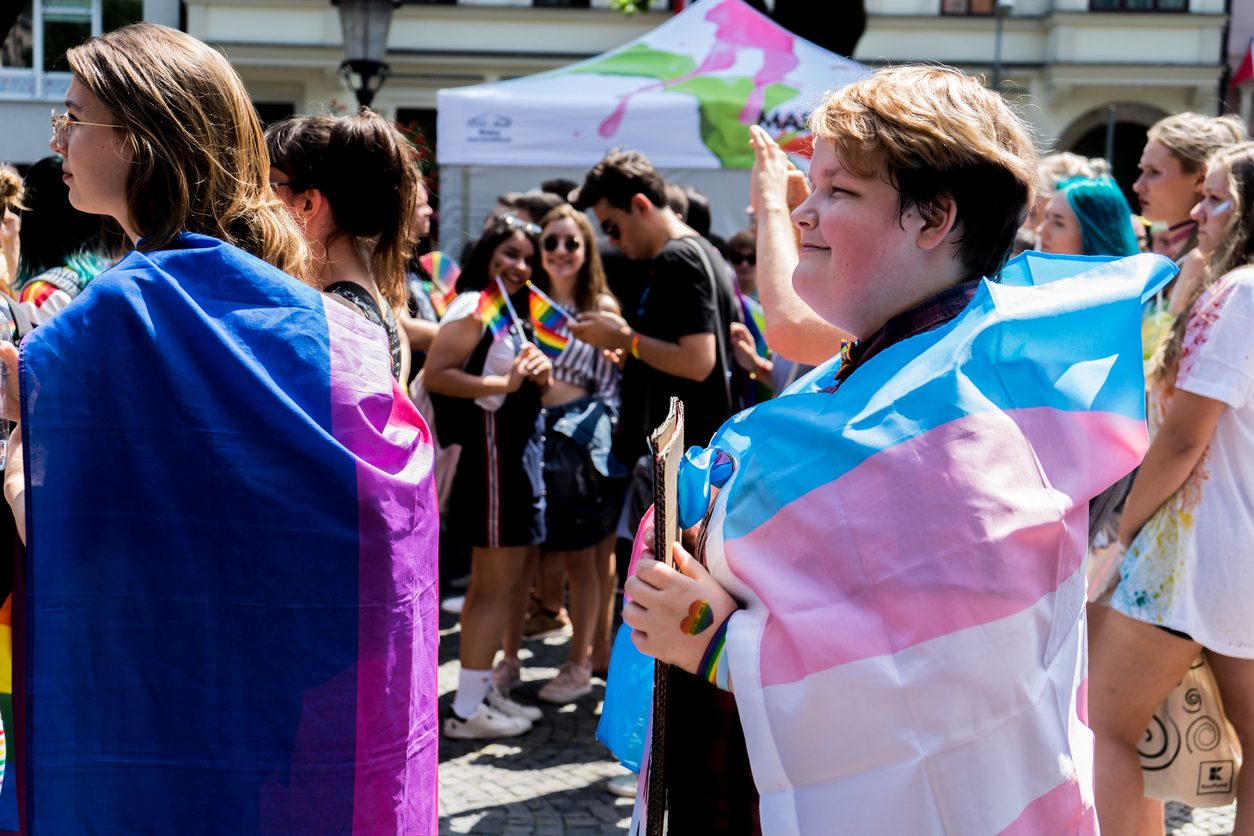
[808,65,1038,279]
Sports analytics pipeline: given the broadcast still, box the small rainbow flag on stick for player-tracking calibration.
[476,279,512,340]
[527,282,573,359]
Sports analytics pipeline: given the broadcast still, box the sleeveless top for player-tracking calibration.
[324,281,402,380]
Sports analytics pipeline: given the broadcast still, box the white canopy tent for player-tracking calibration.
[435,0,868,256]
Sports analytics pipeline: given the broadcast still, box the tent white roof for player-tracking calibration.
[434,0,869,253]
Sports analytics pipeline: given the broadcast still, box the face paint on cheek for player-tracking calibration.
[681,600,714,635]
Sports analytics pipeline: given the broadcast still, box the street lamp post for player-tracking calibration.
[991,0,1015,89]
[334,0,401,109]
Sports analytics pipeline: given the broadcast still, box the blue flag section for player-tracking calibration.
[17,233,438,834]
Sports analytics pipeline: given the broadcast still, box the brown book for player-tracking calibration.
[644,397,683,836]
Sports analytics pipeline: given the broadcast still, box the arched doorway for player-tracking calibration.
[1057,103,1169,210]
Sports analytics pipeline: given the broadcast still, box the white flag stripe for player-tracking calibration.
[729,568,1091,835]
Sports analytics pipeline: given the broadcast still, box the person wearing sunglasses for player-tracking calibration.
[0,23,438,832]
[520,203,622,705]
[569,151,741,527]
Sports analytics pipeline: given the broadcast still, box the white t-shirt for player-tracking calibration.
[1113,266,1254,657]
[441,290,523,413]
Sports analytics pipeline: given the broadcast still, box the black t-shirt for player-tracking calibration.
[613,235,740,465]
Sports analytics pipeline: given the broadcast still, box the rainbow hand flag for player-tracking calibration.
[528,284,572,359]
[419,251,460,318]
[477,280,511,339]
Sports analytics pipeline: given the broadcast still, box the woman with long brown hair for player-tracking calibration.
[1,23,437,833]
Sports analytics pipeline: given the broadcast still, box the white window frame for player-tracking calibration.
[0,0,108,102]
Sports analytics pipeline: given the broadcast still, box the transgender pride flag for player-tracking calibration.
[15,233,438,833]
[675,252,1175,834]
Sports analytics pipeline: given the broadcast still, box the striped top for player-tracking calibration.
[552,335,620,408]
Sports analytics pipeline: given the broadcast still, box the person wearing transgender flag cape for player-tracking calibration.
[619,65,1176,834]
[0,24,438,834]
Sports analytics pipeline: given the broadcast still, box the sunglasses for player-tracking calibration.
[729,252,756,267]
[543,235,581,253]
[600,217,621,240]
[502,214,542,236]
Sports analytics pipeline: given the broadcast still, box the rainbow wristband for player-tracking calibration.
[697,613,733,691]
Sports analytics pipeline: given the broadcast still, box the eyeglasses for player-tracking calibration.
[501,214,542,236]
[50,109,124,147]
[542,234,581,253]
[729,252,756,267]
[599,217,621,240]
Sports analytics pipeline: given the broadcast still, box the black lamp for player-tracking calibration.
[334,0,401,108]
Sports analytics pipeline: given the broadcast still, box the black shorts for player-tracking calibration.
[446,407,546,549]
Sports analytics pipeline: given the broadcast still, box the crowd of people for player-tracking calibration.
[0,17,1251,836]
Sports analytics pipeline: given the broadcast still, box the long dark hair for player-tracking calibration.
[457,215,544,295]
[266,109,419,308]
[18,155,120,284]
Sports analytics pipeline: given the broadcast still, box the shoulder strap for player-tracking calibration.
[678,237,733,409]
[324,281,385,327]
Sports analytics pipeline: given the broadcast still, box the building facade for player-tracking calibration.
[0,0,1235,193]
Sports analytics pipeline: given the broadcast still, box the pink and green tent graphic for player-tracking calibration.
[435,0,868,253]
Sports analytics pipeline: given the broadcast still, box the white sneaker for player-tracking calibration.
[486,687,543,723]
[443,703,531,740]
[538,661,593,704]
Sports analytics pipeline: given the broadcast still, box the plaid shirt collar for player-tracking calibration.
[827,278,981,391]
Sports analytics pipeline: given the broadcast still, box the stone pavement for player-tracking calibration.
[436,599,1235,835]
[438,606,634,835]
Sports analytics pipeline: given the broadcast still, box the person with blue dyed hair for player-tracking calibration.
[1036,176,1140,258]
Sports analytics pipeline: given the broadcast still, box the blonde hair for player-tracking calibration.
[808,65,1038,278]
[537,203,612,314]
[1146,112,1247,174]
[0,164,25,213]
[1038,152,1109,196]
[67,24,308,278]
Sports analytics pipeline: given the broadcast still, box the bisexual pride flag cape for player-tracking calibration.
[17,233,438,834]
[636,252,1174,834]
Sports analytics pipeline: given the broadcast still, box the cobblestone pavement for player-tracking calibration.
[437,596,1235,835]
[438,606,633,835]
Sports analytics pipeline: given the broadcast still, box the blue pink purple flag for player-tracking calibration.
[16,233,438,833]
[606,251,1176,834]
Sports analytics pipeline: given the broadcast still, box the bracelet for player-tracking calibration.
[630,331,642,360]
[697,613,733,691]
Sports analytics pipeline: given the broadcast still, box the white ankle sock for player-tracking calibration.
[452,669,492,720]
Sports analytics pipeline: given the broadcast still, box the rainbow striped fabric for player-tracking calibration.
[528,286,572,358]
[418,251,460,318]
[17,233,439,833]
[624,252,1176,834]
[477,281,512,339]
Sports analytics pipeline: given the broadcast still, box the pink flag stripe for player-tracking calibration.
[728,578,1091,834]
[324,300,439,834]
[725,407,1145,688]
[998,777,1098,835]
